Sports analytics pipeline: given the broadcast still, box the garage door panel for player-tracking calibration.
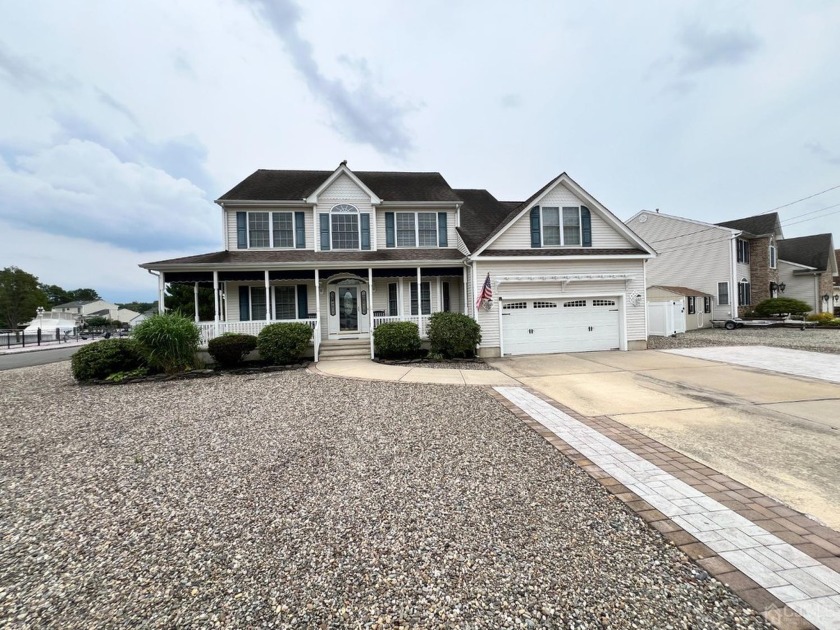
[502,298,620,355]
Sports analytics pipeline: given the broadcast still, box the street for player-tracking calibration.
[0,346,78,371]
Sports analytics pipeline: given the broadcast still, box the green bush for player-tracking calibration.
[132,313,201,374]
[257,322,312,365]
[753,297,811,317]
[71,338,146,382]
[806,312,835,323]
[208,333,258,368]
[428,312,482,358]
[373,321,421,359]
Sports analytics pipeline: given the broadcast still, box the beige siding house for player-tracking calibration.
[141,164,656,359]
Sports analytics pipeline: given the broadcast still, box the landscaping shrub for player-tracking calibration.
[257,322,312,365]
[208,333,257,368]
[373,321,421,359]
[71,338,146,382]
[132,313,201,374]
[806,312,835,323]
[428,312,482,358]
[753,297,811,317]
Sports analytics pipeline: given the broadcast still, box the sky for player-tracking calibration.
[1,0,839,304]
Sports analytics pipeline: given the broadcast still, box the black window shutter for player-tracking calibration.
[295,212,305,248]
[388,283,398,316]
[239,285,250,321]
[530,207,541,248]
[319,214,330,250]
[296,284,308,319]
[385,212,395,247]
[581,206,592,247]
[442,282,450,312]
[360,214,371,250]
[438,212,448,247]
[410,283,417,316]
[236,212,247,249]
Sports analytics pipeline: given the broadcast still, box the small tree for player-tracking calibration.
[84,316,109,329]
[753,297,811,317]
[0,267,49,329]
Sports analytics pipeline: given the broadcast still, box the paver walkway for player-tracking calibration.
[664,346,840,384]
[496,386,840,629]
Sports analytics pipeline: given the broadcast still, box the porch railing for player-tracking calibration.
[372,315,432,339]
[197,319,319,354]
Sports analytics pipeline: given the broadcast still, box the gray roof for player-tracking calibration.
[218,169,462,203]
[649,285,712,297]
[778,233,835,271]
[716,212,782,237]
[453,189,515,252]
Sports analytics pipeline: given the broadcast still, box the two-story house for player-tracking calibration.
[141,163,655,359]
[777,234,838,314]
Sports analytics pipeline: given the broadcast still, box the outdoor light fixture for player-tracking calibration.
[779,282,786,293]
[835,294,839,303]
[822,294,831,302]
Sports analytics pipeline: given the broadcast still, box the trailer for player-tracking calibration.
[712,318,817,330]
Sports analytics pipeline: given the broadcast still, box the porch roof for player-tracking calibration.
[141,248,465,269]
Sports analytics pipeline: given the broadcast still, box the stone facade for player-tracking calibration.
[741,236,778,315]
[818,271,834,313]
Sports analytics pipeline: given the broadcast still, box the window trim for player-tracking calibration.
[540,206,583,247]
[687,296,696,314]
[329,213,360,251]
[769,245,777,269]
[704,296,712,313]
[273,285,298,321]
[736,239,750,264]
[410,281,432,315]
[738,281,751,306]
[245,211,297,249]
[242,285,302,321]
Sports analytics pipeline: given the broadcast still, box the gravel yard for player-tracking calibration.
[649,326,840,354]
[1,364,771,628]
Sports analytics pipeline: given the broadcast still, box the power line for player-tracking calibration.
[757,183,840,215]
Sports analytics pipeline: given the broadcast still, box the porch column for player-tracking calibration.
[158,272,166,314]
[212,270,220,337]
[193,283,199,322]
[368,267,374,359]
[264,270,271,321]
[416,266,422,337]
[314,269,321,362]
[463,266,468,314]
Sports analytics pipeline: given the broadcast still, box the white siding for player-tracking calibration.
[628,212,737,320]
[456,231,470,255]
[316,174,372,252]
[225,281,317,322]
[473,258,646,351]
[778,262,819,312]
[226,208,314,251]
[490,183,634,250]
[647,287,712,330]
[374,208,458,251]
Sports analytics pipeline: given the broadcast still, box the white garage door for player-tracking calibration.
[502,297,621,355]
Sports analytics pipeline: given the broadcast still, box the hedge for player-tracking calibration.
[71,338,147,382]
[257,322,312,365]
[428,312,481,358]
[208,333,257,368]
[373,321,421,359]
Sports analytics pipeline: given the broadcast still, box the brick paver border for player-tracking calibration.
[488,386,839,630]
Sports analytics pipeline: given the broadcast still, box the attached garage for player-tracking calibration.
[500,296,622,355]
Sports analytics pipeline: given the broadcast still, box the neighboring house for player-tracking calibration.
[626,211,747,322]
[834,250,840,314]
[626,210,786,327]
[53,299,120,319]
[129,308,157,327]
[716,213,784,311]
[777,234,838,314]
[113,308,141,324]
[140,163,656,359]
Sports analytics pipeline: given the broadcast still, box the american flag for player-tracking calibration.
[476,273,493,310]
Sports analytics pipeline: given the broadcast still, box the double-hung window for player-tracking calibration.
[246,211,296,248]
[736,239,750,263]
[250,288,268,320]
[687,297,696,314]
[718,282,729,306]
[274,286,297,320]
[396,213,416,247]
[769,245,777,269]
[331,214,359,249]
[394,212,438,247]
[738,281,751,306]
[542,207,581,246]
[410,282,431,315]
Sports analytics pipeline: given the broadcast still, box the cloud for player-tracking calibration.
[805,141,840,166]
[500,93,521,109]
[241,0,416,157]
[0,139,219,251]
[677,23,761,75]
[0,42,76,92]
[0,219,186,302]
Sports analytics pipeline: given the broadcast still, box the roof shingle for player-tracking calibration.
[716,212,782,237]
[778,234,835,271]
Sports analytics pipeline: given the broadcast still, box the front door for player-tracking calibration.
[327,281,370,338]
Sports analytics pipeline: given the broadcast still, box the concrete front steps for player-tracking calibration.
[318,338,371,360]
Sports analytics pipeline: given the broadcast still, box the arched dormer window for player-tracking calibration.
[331,204,358,214]
[320,204,370,250]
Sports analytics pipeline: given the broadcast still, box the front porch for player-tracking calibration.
[160,266,466,361]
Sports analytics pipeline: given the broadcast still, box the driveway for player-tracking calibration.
[489,349,840,530]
